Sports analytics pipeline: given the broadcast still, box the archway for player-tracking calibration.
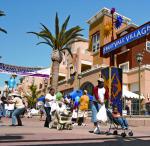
[80,81,94,95]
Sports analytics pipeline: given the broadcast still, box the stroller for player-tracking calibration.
[49,102,73,130]
[106,109,133,137]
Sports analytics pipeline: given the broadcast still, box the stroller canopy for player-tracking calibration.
[37,96,45,102]
[68,90,93,100]
[69,90,83,100]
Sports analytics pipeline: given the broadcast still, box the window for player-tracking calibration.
[130,83,139,93]
[119,62,129,71]
[92,32,100,52]
[146,41,150,52]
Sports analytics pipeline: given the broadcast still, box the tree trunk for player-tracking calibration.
[51,50,62,91]
[51,60,60,91]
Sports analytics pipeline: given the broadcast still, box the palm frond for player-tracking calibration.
[40,23,55,44]
[0,27,7,33]
[60,27,83,49]
[36,40,54,49]
[55,12,59,40]
[59,15,70,40]
[28,30,55,49]
[27,31,40,37]
[60,47,73,58]
[0,10,5,16]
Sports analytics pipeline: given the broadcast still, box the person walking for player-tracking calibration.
[6,91,25,126]
[90,77,108,134]
[78,90,89,126]
[44,88,56,128]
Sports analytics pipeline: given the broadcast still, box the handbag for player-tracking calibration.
[96,104,107,122]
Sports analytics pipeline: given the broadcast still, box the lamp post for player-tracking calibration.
[110,8,115,66]
[77,74,82,89]
[136,53,143,115]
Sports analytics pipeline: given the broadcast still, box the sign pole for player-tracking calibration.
[110,8,115,66]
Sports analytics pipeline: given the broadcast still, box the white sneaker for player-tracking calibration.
[81,123,88,126]
[73,123,78,126]
[94,126,101,134]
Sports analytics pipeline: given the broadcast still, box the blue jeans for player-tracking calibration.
[114,117,128,128]
[6,110,14,118]
[91,101,101,123]
[0,110,2,117]
[12,108,25,125]
[44,107,51,127]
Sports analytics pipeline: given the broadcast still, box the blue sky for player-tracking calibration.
[0,0,149,88]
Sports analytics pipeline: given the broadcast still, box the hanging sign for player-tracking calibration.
[0,63,49,78]
[102,22,150,55]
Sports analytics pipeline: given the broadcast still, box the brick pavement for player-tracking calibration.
[0,117,150,146]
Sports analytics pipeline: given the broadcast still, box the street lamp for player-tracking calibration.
[110,8,115,66]
[77,74,82,89]
[136,53,143,115]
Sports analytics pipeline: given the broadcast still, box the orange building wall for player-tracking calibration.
[88,14,128,66]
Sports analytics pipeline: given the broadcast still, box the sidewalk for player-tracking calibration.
[0,117,150,146]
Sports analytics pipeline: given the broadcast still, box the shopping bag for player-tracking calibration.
[72,109,78,119]
[96,104,107,122]
[50,102,57,113]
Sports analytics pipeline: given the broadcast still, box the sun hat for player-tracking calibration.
[8,91,21,97]
[83,90,87,94]
[97,77,104,82]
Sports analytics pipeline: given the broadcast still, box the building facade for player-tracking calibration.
[57,8,150,115]
[19,8,150,115]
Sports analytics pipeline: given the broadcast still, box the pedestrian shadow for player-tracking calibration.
[0,135,23,140]
[1,135,150,146]
[18,136,150,146]
[0,133,34,141]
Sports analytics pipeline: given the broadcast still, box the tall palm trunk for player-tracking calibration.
[51,50,62,91]
[51,61,60,91]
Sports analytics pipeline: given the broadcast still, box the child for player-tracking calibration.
[72,107,78,125]
[112,106,128,129]
[78,90,89,126]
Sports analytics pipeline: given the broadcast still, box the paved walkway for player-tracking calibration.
[0,117,150,146]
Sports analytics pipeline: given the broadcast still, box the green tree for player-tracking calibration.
[0,10,7,33]
[28,13,83,91]
[25,84,41,108]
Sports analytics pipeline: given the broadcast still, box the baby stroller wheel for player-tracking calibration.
[49,122,53,129]
[113,130,118,135]
[128,131,133,136]
[57,124,63,130]
[121,132,126,138]
[67,124,72,130]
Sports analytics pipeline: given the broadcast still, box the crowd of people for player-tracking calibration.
[0,77,129,134]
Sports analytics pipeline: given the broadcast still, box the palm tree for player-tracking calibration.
[25,84,41,108]
[0,10,7,33]
[28,13,83,91]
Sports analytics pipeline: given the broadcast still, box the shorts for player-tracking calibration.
[78,110,88,118]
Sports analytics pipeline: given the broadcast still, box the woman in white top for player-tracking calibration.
[44,88,56,128]
[6,91,25,126]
